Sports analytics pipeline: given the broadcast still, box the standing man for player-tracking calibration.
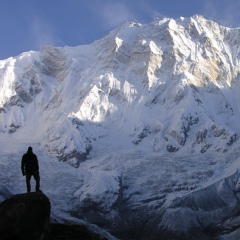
[21,146,41,193]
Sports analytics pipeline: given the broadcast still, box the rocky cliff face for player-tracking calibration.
[1,15,240,239]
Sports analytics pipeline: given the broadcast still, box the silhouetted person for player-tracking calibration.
[21,146,41,193]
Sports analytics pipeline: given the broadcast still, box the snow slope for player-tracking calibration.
[1,15,240,239]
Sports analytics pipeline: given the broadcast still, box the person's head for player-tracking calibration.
[28,146,33,152]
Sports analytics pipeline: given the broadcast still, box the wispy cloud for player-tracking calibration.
[203,0,240,28]
[85,0,167,31]
[136,1,166,21]
[29,17,64,50]
[87,0,137,29]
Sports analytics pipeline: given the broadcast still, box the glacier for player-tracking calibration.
[1,15,240,239]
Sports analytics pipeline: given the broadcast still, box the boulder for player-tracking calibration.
[0,192,51,240]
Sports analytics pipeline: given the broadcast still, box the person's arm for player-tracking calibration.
[34,155,39,171]
[21,156,25,176]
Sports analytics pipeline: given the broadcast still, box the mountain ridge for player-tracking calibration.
[1,15,240,239]
[1,14,239,163]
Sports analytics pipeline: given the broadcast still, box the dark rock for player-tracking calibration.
[0,192,51,240]
[48,223,108,240]
[227,133,238,146]
[166,144,179,152]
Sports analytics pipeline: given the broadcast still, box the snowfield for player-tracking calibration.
[1,15,240,239]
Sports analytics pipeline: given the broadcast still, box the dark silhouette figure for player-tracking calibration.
[21,147,41,193]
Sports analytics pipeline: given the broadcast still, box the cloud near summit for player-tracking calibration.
[89,1,137,28]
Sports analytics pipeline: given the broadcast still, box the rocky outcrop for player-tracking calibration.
[0,192,109,240]
[0,192,50,240]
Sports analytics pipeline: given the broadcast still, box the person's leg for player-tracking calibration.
[26,174,32,193]
[33,171,40,191]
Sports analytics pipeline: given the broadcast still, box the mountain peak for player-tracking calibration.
[1,16,240,164]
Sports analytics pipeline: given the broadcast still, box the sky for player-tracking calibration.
[1,0,240,60]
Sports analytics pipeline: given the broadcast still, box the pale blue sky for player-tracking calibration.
[1,0,240,60]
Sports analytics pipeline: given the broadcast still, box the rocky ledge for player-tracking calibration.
[0,192,50,240]
[0,192,107,240]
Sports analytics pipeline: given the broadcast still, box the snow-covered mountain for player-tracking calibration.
[1,15,240,239]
